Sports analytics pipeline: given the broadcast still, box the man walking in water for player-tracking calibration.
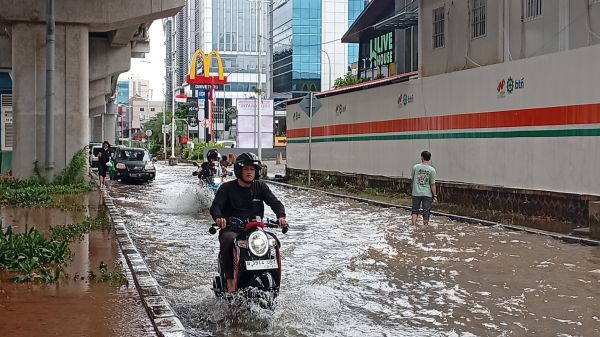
[411,150,437,225]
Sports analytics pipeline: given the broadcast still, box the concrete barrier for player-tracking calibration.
[203,147,285,161]
[590,201,600,239]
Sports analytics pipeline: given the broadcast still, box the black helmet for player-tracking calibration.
[207,149,220,161]
[234,152,261,180]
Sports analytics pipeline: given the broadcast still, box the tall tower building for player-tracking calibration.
[271,0,365,99]
[163,3,190,112]
[187,0,268,140]
[163,17,174,111]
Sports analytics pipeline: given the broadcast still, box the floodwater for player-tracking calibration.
[109,163,600,337]
[0,191,155,337]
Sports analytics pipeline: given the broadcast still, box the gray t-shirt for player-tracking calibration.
[411,163,436,197]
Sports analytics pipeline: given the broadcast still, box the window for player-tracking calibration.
[139,107,145,112]
[150,108,155,112]
[524,0,542,20]
[471,0,487,38]
[433,6,445,48]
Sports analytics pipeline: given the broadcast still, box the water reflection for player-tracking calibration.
[110,163,600,337]
[0,191,154,337]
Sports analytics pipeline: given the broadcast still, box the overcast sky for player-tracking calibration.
[119,20,166,101]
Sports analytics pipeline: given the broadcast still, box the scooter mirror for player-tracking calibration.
[192,161,199,167]
[192,171,199,176]
[209,227,217,235]
[282,227,288,234]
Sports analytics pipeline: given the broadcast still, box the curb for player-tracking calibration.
[91,172,188,337]
[266,180,600,247]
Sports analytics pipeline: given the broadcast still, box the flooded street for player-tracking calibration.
[110,163,600,337]
[0,192,155,337]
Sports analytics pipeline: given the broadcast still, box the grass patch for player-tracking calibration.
[288,175,413,206]
[88,261,129,286]
[0,149,94,207]
[0,216,109,283]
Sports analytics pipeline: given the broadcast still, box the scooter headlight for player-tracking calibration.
[248,231,269,257]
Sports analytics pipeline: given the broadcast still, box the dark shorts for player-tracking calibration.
[98,164,107,177]
[219,229,240,279]
[412,196,433,220]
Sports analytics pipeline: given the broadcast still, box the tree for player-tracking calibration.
[333,72,366,88]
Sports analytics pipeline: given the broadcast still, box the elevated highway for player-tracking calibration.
[0,0,185,178]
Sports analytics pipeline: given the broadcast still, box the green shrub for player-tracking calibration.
[0,216,108,283]
[0,148,94,207]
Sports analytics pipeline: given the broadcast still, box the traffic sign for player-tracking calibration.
[188,102,200,114]
[299,93,321,117]
[145,130,153,137]
[188,115,199,128]
[162,124,176,132]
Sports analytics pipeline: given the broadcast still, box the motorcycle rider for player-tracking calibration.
[200,149,222,180]
[209,152,287,293]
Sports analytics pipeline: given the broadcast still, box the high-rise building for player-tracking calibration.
[163,4,190,112]
[348,0,369,68]
[271,0,362,99]
[184,0,268,140]
[163,17,174,111]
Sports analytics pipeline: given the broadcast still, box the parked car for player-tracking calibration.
[89,145,103,168]
[111,147,156,182]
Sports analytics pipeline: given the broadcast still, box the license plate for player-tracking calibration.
[245,259,278,271]
[130,173,141,178]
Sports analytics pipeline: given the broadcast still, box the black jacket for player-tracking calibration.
[98,147,111,165]
[210,180,286,223]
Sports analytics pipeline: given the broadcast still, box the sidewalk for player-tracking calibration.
[0,192,156,337]
[263,159,286,178]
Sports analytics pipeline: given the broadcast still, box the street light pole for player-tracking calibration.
[322,49,332,90]
[256,0,263,160]
[250,0,268,160]
[171,72,176,161]
[170,16,177,165]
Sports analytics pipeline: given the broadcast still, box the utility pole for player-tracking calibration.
[45,0,55,181]
[256,0,263,160]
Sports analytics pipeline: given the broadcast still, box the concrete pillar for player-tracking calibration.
[589,201,600,240]
[63,25,90,167]
[11,23,89,179]
[103,102,117,145]
[89,107,103,142]
[12,23,44,178]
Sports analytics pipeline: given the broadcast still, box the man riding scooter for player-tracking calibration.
[199,149,222,180]
[209,152,288,293]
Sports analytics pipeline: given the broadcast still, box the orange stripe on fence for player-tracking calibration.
[287,103,600,138]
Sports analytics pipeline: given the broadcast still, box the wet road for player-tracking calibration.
[110,163,600,337]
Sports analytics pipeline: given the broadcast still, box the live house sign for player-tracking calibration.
[369,32,394,68]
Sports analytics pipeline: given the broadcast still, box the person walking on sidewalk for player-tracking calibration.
[411,150,437,226]
[97,141,111,188]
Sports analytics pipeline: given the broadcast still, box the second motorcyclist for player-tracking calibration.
[199,149,222,180]
[209,152,287,293]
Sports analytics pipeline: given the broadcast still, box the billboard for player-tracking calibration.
[236,99,273,149]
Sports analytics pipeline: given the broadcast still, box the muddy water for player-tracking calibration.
[109,164,600,337]
[0,191,155,337]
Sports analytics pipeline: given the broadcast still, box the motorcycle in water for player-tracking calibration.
[192,161,231,193]
[208,217,288,309]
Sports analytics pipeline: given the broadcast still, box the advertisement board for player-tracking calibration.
[236,99,273,149]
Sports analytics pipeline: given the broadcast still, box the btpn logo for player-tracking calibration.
[497,77,525,97]
[397,93,414,108]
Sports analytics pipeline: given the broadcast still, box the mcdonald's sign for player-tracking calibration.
[186,50,228,85]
